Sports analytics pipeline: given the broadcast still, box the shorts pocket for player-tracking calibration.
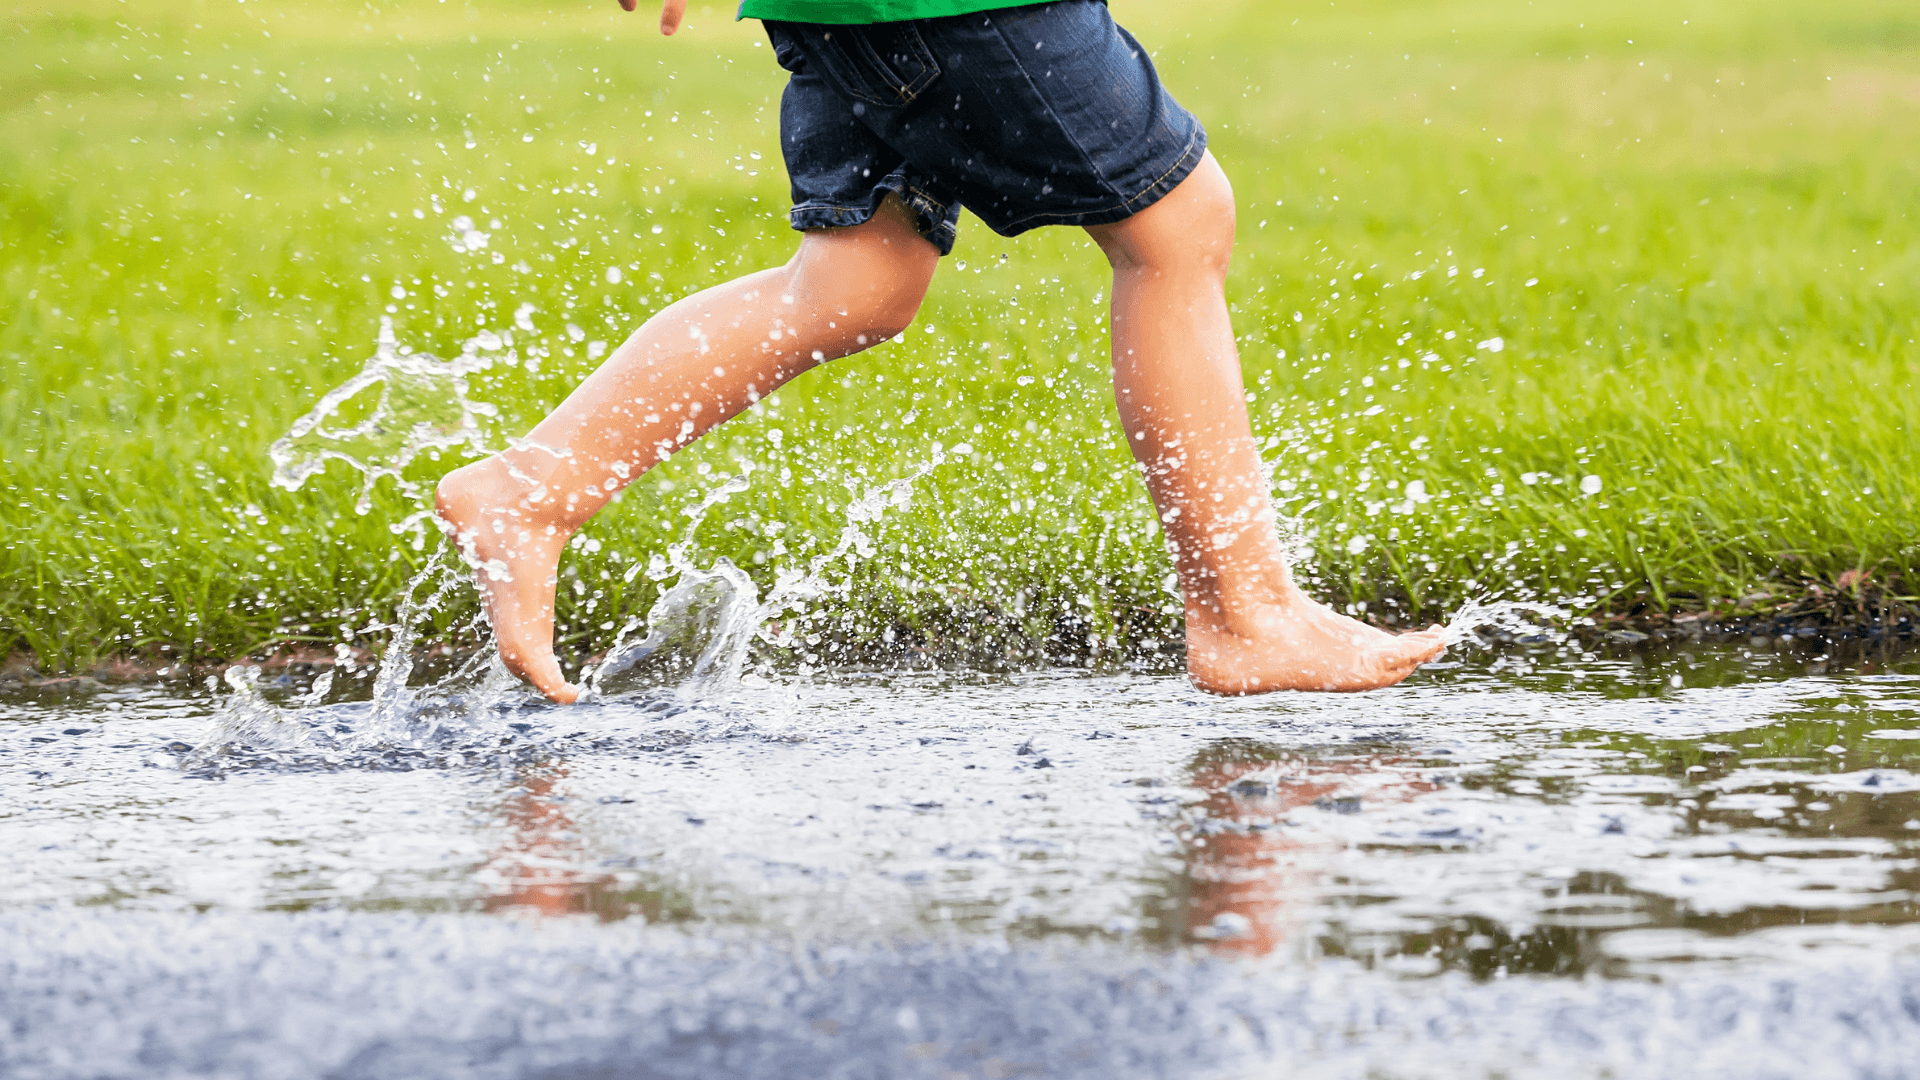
[763,22,805,74]
[818,25,940,107]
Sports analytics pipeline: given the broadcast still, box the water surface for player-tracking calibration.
[5,642,1919,1078]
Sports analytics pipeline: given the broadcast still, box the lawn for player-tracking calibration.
[2,0,1916,670]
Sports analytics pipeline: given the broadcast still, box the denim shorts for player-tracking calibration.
[761,0,1207,256]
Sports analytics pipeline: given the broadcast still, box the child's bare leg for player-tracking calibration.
[1085,153,1445,693]
[436,195,939,701]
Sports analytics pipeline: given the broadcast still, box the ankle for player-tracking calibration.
[437,457,577,541]
[1183,575,1305,635]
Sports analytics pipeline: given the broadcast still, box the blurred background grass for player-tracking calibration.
[2,0,1915,670]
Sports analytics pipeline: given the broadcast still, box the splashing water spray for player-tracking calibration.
[193,312,949,760]
[583,450,946,701]
[1259,420,1573,649]
[1434,594,1574,648]
[187,559,519,764]
[187,317,536,759]
[208,304,1570,764]
[267,316,511,547]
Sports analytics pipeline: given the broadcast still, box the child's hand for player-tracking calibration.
[615,0,688,36]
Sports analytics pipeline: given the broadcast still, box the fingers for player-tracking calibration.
[619,0,636,10]
[660,0,687,34]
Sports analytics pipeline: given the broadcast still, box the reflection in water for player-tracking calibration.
[479,765,604,918]
[1179,741,1437,957]
[478,764,694,924]
[1172,745,1687,978]
[6,642,1918,994]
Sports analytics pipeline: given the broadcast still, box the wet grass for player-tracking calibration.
[2,0,1917,670]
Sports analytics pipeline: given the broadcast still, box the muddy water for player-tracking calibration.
[5,643,1920,1078]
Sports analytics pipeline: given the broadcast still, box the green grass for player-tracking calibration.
[3,0,1917,671]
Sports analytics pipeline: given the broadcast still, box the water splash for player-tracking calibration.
[267,317,512,534]
[584,452,945,700]
[1260,426,1577,649]
[201,317,528,765]
[190,450,948,764]
[187,558,519,766]
[1258,426,1326,571]
[181,665,325,767]
[356,558,512,744]
[231,301,955,758]
[581,468,765,697]
[1437,593,1574,647]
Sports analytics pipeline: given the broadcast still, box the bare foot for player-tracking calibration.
[434,458,580,703]
[1185,587,1446,694]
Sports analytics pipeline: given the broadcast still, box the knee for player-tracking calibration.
[796,263,929,349]
[1181,163,1237,272]
[788,232,937,344]
[1094,154,1236,279]
[853,268,932,341]
[783,196,940,338]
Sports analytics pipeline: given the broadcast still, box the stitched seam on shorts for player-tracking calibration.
[884,181,959,242]
[791,203,872,216]
[899,31,941,102]
[854,26,940,105]
[822,26,940,106]
[816,30,896,106]
[791,187,955,239]
[991,126,1201,233]
[1119,125,1202,213]
[905,182,954,221]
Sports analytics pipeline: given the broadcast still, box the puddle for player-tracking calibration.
[5,644,1919,1077]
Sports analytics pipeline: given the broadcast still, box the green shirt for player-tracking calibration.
[737,0,1051,24]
